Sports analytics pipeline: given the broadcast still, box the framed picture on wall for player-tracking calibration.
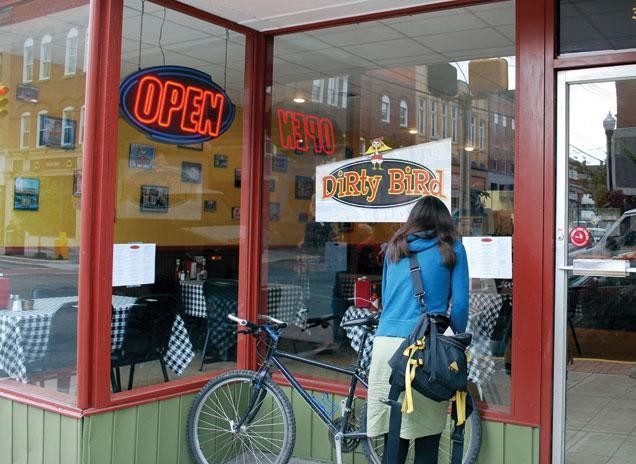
[294,175,314,200]
[181,161,202,184]
[73,169,82,197]
[128,143,155,169]
[14,177,40,211]
[231,206,240,220]
[272,155,288,173]
[269,202,280,221]
[178,142,203,151]
[267,177,276,192]
[298,212,308,223]
[203,200,217,212]
[213,153,228,168]
[234,168,242,188]
[140,185,169,213]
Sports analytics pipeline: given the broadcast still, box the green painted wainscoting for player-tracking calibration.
[1,390,538,464]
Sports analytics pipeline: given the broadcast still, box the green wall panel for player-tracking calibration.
[1,391,539,464]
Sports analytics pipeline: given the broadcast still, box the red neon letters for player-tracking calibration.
[133,75,226,137]
[277,109,336,155]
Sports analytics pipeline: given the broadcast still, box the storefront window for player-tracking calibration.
[265,0,515,409]
[111,0,246,394]
[0,1,88,400]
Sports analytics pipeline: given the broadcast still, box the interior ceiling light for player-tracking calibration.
[293,97,306,103]
[408,129,418,134]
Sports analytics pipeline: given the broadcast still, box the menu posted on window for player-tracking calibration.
[112,243,156,287]
[462,236,512,279]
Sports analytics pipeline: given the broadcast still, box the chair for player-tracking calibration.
[111,294,177,392]
[30,285,78,299]
[199,279,238,371]
[26,302,78,389]
[151,273,190,325]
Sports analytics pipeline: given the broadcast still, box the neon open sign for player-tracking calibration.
[119,66,235,144]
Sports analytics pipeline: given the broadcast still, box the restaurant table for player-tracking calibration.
[340,292,510,388]
[0,295,194,383]
[180,280,304,323]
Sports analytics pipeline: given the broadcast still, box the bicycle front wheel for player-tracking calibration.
[360,393,482,464]
[187,369,296,464]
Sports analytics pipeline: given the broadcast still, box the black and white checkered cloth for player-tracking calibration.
[340,307,376,370]
[340,292,507,388]
[180,280,304,322]
[0,295,194,383]
[466,293,506,386]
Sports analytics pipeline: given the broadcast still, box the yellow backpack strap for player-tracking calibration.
[453,391,467,426]
[401,339,426,414]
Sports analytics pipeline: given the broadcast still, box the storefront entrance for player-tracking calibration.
[554,65,636,464]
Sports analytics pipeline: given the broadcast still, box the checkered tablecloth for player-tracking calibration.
[0,295,194,383]
[180,280,304,322]
[341,292,508,388]
[340,307,377,370]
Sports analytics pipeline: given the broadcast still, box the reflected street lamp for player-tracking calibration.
[603,111,616,191]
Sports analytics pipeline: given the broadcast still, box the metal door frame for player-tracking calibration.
[554,63,636,463]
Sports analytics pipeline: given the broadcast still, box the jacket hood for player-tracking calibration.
[407,231,438,253]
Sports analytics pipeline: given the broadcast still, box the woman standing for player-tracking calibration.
[366,196,469,463]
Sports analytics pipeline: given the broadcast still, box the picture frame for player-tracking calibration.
[267,177,276,192]
[73,169,82,197]
[181,161,202,184]
[269,202,280,221]
[213,153,228,168]
[203,199,217,212]
[140,185,169,213]
[298,212,308,223]
[294,175,314,200]
[40,116,76,149]
[178,142,204,151]
[272,155,288,173]
[234,168,242,188]
[128,143,155,170]
[231,206,240,220]
[14,177,40,211]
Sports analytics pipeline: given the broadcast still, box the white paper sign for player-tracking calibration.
[315,139,452,222]
[112,243,156,287]
[462,236,512,279]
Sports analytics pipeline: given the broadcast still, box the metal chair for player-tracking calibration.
[199,279,238,371]
[111,294,177,392]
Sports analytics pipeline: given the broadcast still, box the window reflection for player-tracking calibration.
[267,1,515,408]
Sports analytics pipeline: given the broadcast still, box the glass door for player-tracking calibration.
[554,65,636,464]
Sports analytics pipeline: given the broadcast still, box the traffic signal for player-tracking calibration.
[0,83,9,119]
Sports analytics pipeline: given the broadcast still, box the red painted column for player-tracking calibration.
[237,32,272,370]
[77,0,123,409]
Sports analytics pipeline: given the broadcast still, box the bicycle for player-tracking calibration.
[187,313,481,464]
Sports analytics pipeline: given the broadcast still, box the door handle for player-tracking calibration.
[558,259,633,277]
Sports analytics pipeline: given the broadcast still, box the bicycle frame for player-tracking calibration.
[237,323,371,442]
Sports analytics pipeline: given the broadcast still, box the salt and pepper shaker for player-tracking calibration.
[11,294,22,311]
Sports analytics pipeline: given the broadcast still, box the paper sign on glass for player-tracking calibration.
[462,236,512,279]
[112,243,156,287]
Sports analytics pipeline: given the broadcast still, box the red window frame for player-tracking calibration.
[0,2,560,461]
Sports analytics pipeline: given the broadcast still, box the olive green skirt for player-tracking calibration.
[366,336,448,439]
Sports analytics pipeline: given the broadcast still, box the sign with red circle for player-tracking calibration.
[569,226,591,248]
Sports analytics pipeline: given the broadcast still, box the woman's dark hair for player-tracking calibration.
[385,196,457,267]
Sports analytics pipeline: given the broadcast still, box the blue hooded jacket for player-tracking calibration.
[376,233,469,338]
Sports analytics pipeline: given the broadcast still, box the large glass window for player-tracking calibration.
[267,0,516,409]
[0,2,88,402]
[64,28,78,76]
[110,0,246,394]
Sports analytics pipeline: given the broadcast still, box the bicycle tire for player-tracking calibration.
[359,393,482,464]
[187,369,296,464]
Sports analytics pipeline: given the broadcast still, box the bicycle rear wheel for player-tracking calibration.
[360,393,482,464]
[187,369,296,464]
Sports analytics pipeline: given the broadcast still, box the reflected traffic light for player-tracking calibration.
[0,83,9,118]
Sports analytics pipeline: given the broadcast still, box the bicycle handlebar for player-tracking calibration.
[227,313,288,332]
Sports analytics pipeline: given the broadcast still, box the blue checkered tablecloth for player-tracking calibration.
[0,295,194,383]
[341,292,508,388]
